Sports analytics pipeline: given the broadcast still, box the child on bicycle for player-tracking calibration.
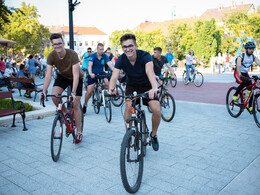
[185,50,199,82]
[233,42,260,113]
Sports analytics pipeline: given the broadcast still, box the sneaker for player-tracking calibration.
[248,107,253,114]
[232,95,238,104]
[83,105,87,114]
[75,133,83,144]
[150,132,159,151]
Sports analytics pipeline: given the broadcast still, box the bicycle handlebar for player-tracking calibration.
[40,93,72,107]
[105,91,149,99]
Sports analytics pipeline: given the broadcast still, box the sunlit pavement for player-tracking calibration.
[0,72,259,194]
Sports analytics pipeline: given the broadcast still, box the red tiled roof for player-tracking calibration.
[200,4,255,21]
[45,26,107,35]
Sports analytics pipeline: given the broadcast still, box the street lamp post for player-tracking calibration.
[171,6,176,48]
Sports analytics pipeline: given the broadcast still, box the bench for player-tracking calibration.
[0,91,27,131]
[8,77,43,102]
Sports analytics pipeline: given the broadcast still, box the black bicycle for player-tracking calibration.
[106,92,151,193]
[92,74,112,122]
[182,64,204,87]
[148,77,176,122]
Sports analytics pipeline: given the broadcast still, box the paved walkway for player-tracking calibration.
[0,72,259,194]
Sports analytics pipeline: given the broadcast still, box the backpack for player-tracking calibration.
[234,53,255,84]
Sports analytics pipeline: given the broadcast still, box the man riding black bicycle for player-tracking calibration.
[108,33,160,151]
[152,47,176,85]
[233,41,260,113]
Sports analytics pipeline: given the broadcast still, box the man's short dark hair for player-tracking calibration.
[154,47,162,53]
[97,43,104,48]
[50,33,63,41]
[120,34,136,45]
[87,47,92,51]
[19,64,25,71]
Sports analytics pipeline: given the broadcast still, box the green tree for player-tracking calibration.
[247,13,260,39]
[109,29,133,50]
[0,0,11,34]
[44,45,54,58]
[2,2,49,55]
[222,9,249,25]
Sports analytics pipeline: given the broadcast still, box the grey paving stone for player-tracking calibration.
[0,183,30,195]
[173,186,195,195]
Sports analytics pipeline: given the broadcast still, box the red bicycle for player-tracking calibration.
[41,94,84,162]
[226,75,260,127]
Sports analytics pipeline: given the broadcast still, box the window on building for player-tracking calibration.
[79,42,82,46]
[67,42,70,46]
[91,41,94,46]
[74,41,76,46]
[85,41,88,46]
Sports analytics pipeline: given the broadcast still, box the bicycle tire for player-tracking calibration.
[161,92,175,122]
[169,73,177,88]
[80,104,84,132]
[120,129,144,193]
[140,112,149,157]
[50,115,63,162]
[111,84,124,107]
[104,97,112,123]
[253,94,260,128]
[92,88,100,114]
[226,87,243,118]
[194,72,204,87]
[182,71,189,85]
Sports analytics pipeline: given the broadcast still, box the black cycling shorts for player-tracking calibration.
[54,74,83,96]
[125,83,159,106]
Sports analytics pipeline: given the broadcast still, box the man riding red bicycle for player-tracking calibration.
[233,42,260,113]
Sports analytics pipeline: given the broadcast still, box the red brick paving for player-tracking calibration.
[167,81,238,105]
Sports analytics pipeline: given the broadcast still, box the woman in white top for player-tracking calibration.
[185,50,199,82]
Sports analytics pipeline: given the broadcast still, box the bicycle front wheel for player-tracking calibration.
[161,92,175,122]
[104,97,112,123]
[169,73,177,88]
[182,71,189,85]
[120,129,144,193]
[50,115,64,162]
[92,88,100,114]
[253,94,260,128]
[226,87,243,118]
[194,72,204,87]
[111,84,124,107]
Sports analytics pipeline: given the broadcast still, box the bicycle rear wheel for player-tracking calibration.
[50,115,63,162]
[194,72,204,87]
[253,94,260,128]
[182,71,189,85]
[92,88,100,114]
[104,97,112,123]
[120,129,144,193]
[169,73,177,88]
[161,92,175,122]
[111,85,124,107]
[226,87,243,118]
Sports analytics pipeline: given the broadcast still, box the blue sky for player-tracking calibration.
[5,0,260,35]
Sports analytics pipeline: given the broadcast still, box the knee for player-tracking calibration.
[151,106,161,117]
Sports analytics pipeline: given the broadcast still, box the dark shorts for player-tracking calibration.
[125,83,159,106]
[54,74,83,96]
[87,72,107,86]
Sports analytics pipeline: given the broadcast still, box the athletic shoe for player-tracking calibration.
[83,105,87,114]
[75,133,83,144]
[232,95,238,104]
[150,132,159,151]
[248,107,253,114]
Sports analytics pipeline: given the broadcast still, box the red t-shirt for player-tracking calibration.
[225,56,230,63]
[0,61,6,73]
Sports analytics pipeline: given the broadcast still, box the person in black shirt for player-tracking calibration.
[152,47,176,85]
[108,33,160,151]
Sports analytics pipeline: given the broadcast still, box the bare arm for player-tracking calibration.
[236,57,242,76]
[42,65,53,95]
[72,63,80,95]
[107,61,115,72]
[165,62,175,78]
[88,61,95,78]
[108,68,120,94]
[146,61,158,99]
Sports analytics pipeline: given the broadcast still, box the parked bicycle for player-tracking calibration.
[226,75,260,128]
[182,64,204,87]
[106,92,151,193]
[92,74,112,122]
[40,94,84,162]
[148,77,176,122]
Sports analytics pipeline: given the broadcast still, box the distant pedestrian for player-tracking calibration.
[217,53,223,74]
[210,55,216,73]
[27,55,36,81]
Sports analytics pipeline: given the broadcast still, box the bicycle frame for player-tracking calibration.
[239,79,259,109]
